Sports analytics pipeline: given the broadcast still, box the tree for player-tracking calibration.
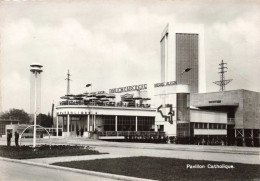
[0,108,31,124]
[37,113,53,128]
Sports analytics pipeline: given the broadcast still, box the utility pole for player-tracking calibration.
[213,60,233,91]
[65,70,72,95]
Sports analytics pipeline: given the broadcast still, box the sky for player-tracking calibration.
[0,0,259,114]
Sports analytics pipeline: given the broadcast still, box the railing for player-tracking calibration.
[98,131,165,137]
[59,101,152,109]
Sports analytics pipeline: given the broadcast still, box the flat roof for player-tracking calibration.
[191,89,260,95]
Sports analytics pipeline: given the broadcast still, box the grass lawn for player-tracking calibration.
[0,145,101,159]
[53,156,260,181]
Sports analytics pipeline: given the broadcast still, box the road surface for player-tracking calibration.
[0,159,117,181]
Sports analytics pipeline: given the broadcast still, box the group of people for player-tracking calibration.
[76,128,84,137]
[7,131,19,146]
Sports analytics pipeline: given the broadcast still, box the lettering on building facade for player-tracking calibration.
[109,84,147,93]
[154,81,177,88]
[209,100,221,103]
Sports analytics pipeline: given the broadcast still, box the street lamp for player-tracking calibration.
[181,68,192,75]
[180,67,192,84]
[86,84,93,131]
[30,63,43,148]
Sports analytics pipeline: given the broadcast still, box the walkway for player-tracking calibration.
[0,159,117,181]
[12,137,259,165]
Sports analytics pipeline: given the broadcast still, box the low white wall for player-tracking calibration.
[194,129,227,135]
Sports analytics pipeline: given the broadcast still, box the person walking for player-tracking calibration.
[15,131,19,146]
[7,131,12,146]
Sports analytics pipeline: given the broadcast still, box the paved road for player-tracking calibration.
[0,137,259,181]
[25,143,260,165]
[1,137,259,165]
[13,137,259,165]
[0,159,117,181]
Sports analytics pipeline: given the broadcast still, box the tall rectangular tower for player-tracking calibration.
[160,23,206,93]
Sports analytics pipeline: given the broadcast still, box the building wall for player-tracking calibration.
[243,90,260,129]
[190,90,260,129]
[190,109,227,136]
[160,23,206,93]
[190,109,227,124]
[154,84,190,136]
[176,33,199,93]
[194,129,226,136]
[57,105,155,117]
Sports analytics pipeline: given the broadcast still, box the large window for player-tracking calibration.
[177,93,190,122]
[177,123,189,137]
[101,116,115,131]
[137,117,155,131]
[117,116,135,131]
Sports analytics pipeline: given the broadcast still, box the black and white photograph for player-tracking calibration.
[0,0,259,180]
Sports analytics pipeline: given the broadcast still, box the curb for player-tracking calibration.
[0,157,157,181]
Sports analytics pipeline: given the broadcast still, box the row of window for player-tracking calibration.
[191,122,227,129]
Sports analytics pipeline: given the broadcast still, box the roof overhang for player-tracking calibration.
[193,103,239,108]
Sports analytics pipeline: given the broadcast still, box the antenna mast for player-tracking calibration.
[65,70,72,95]
[213,60,232,91]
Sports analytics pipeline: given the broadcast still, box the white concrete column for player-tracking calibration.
[56,116,59,137]
[67,114,70,135]
[115,116,117,131]
[93,113,96,130]
[242,129,246,146]
[62,116,64,132]
[135,116,138,131]
[155,124,158,132]
[87,113,90,131]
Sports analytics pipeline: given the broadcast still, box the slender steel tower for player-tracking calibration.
[65,70,72,95]
[30,63,43,147]
[213,60,232,91]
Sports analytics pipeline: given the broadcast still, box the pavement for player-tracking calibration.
[2,137,258,165]
[0,137,259,180]
[0,159,119,181]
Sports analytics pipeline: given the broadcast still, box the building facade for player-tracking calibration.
[160,23,206,93]
[55,82,228,142]
[56,87,158,139]
[191,89,260,146]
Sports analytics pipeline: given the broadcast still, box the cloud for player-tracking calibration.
[0,0,259,113]
[1,71,30,111]
[2,19,35,48]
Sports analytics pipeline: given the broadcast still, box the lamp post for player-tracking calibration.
[86,84,93,131]
[180,67,192,85]
[30,63,43,148]
[180,68,192,76]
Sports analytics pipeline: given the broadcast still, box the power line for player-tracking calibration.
[213,60,233,91]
